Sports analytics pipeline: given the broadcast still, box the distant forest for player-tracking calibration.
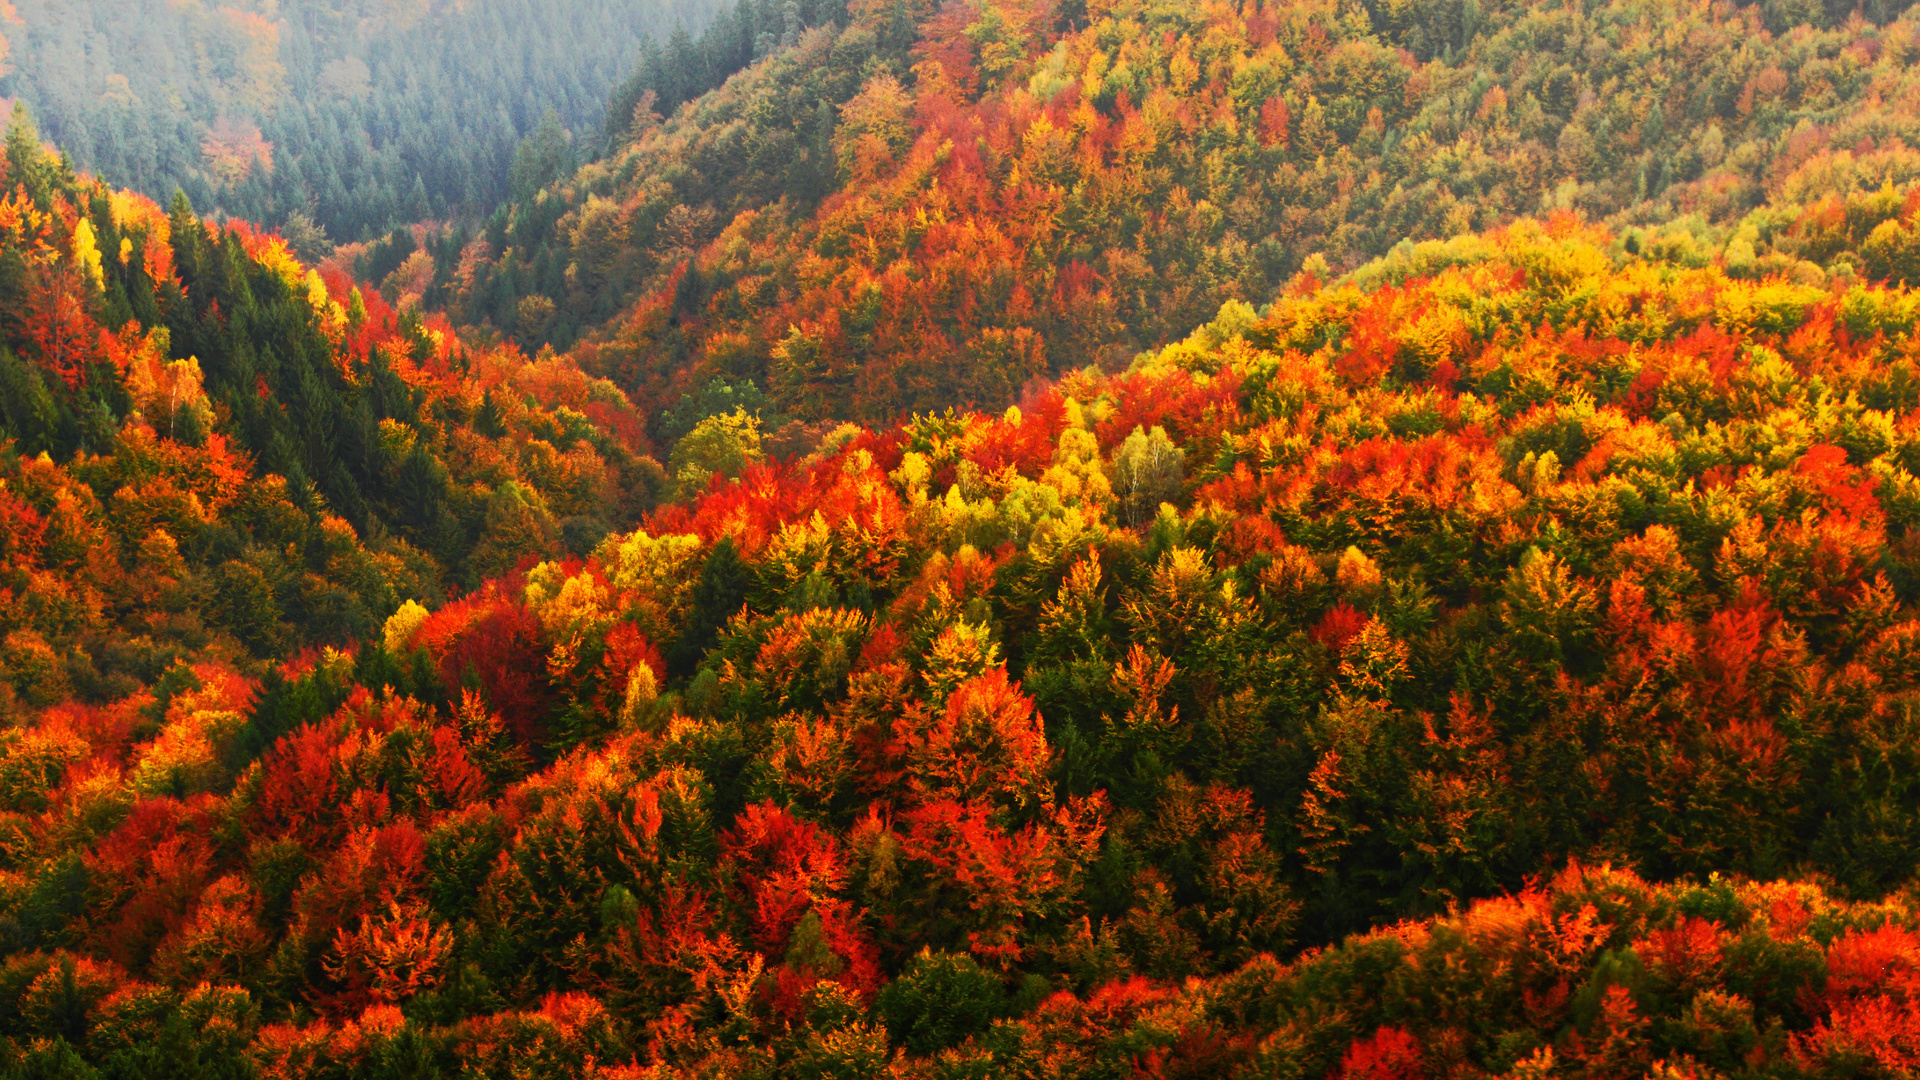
[0,0,721,244]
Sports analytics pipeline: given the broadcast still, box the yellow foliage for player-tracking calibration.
[892,450,933,501]
[595,529,704,640]
[124,343,213,442]
[527,562,616,679]
[618,664,659,727]
[383,600,431,655]
[107,189,169,237]
[1041,427,1111,505]
[923,621,1000,699]
[71,216,103,290]
[131,708,246,797]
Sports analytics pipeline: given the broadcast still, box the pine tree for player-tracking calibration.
[669,537,751,677]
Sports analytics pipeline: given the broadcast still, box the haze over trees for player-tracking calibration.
[0,0,724,243]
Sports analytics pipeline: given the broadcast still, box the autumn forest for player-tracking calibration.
[8,0,1920,1077]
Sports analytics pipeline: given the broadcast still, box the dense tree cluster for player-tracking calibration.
[604,0,857,146]
[9,135,1920,1069]
[420,0,1920,431]
[0,112,663,723]
[13,1,1920,1076]
[0,0,718,244]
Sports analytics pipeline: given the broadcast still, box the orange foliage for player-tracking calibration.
[899,667,1051,809]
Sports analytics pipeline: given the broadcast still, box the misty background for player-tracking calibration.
[0,0,725,244]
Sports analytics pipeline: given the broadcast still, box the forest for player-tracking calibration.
[419,0,1920,423]
[6,0,1920,1077]
[0,0,723,245]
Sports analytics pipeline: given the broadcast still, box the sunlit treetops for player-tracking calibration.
[20,8,1920,1062]
[13,191,1920,1074]
[437,0,1920,435]
[0,114,668,730]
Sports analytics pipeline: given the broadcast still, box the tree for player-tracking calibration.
[668,536,750,677]
[1110,426,1183,527]
[22,266,96,394]
[875,949,1003,1054]
[510,109,569,202]
[667,407,764,497]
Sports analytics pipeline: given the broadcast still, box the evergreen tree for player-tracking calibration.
[669,536,751,677]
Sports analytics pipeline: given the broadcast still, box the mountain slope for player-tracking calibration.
[13,5,1920,1077]
[9,166,1920,1072]
[439,0,1920,429]
[0,111,662,727]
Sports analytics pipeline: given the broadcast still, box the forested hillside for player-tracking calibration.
[422,0,1920,431]
[10,91,1920,1065]
[0,109,662,720]
[0,0,721,244]
[14,0,1920,1077]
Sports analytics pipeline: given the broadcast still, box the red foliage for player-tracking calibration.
[1696,586,1780,713]
[87,796,223,969]
[1796,995,1920,1074]
[1640,916,1726,988]
[427,725,488,808]
[421,591,550,743]
[581,398,652,457]
[24,265,99,391]
[899,667,1051,806]
[720,802,848,954]
[886,546,1004,633]
[1821,923,1920,1004]
[250,721,349,849]
[598,623,664,693]
[1796,443,1881,528]
[856,621,906,671]
[1324,430,1503,512]
[1797,921,1920,1072]
[1259,96,1292,149]
[601,878,744,1012]
[1339,1026,1425,1080]
[1619,322,1744,417]
[715,800,883,1002]
[295,821,429,942]
[968,389,1067,478]
[1335,288,1412,387]
[1094,366,1243,452]
[888,797,1068,967]
[1313,605,1371,653]
[0,484,46,567]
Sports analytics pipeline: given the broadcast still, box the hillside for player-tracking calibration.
[419,0,1920,432]
[0,0,720,244]
[0,109,663,728]
[14,2,1920,1077]
[8,123,1920,1067]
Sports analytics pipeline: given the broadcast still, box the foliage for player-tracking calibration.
[19,7,1920,1074]
[12,179,1920,1072]
[411,0,1920,427]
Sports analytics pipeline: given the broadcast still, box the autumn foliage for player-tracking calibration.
[18,6,1920,1075]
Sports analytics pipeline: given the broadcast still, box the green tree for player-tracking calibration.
[875,949,1005,1055]
[667,407,764,497]
[1111,425,1184,527]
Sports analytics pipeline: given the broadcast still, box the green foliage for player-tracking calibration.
[876,949,1005,1055]
[667,407,764,497]
[669,536,752,677]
